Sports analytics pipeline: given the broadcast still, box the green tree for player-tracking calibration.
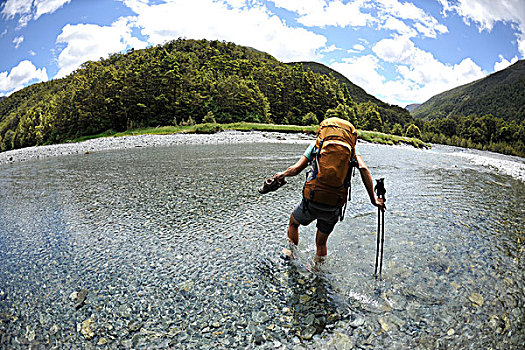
[406,124,422,139]
[202,111,216,123]
[302,112,319,126]
[392,123,404,136]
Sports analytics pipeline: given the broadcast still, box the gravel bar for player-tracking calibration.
[0,130,315,165]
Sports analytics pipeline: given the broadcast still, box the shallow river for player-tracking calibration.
[0,140,523,349]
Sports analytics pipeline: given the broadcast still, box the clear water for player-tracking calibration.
[0,142,523,349]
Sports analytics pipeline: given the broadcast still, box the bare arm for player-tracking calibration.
[356,155,386,211]
[274,155,310,179]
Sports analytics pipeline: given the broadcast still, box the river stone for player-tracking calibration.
[75,289,88,310]
[26,327,35,342]
[49,324,59,335]
[378,318,389,332]
[301,325,316,340]
[69,291,78,302]
[253,311,269,324]
[447,328,455,336]
[304,313,315,326]
[128,320,143,332]
[469,293,484,307]
[299,294,311,303]
[332,332,353,350]
[119,304,132,318]
[79,317,95,339]
[350,315,365,328]
[98,337,109,345]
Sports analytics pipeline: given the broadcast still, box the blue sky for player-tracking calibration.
[1,0,524,107]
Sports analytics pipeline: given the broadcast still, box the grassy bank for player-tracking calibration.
[71,122,430,149]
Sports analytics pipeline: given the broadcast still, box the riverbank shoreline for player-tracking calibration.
[0,130,318,165]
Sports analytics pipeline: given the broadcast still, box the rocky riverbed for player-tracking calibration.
[0,131,314,165]
[0,134,523,349]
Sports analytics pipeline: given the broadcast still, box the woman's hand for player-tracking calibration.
[373,197,386,211]
[273,172,285,180]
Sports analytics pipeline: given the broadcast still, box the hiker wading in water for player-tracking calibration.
[273,118,385,263]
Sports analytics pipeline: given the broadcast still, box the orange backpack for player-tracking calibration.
[303,117,357,208]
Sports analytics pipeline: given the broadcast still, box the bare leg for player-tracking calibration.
[282,213,300,259]
[315,229,330,263]
[287,213,300,246]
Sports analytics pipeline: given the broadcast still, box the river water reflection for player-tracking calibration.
[0,140,523,349]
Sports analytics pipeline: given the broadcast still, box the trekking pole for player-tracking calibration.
[374,178,386,280]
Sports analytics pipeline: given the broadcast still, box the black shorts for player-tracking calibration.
[292,199,341,234]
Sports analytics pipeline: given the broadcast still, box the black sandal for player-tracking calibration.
[258,177,286,194]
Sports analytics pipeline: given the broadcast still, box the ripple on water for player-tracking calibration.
[0,143,523,349]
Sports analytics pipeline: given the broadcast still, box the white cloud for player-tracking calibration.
[123,0,328,62]
[272,0,447,39]
[0,0,32,18]
[321,44,340,53]
[331,55,385,95]
[375,0,448,38]
[439,0,525,57]
[332,36,486,105]
[54,17,148,78]
[1,0,72,27]
[373,36,484,84]
[34,0,72,20]
[0,60,48,95]
[378,16,417,37]
[493,54,518,72]
[347,43,365,53]
[271,0,373,28]
[13,35,23,48]
[270,0,325,16]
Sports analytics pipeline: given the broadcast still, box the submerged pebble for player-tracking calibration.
[0,140,523,349]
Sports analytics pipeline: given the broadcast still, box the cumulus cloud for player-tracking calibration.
[1,0,71,27]
[493,55,518,72]
[54,17,148,78]
[332,36,485,105]
[331,55,385,94]
[0,60,48,95]
[123,0,327,62]
[439,0,525,57]
[271,0,447,39]
[375,36,484,101]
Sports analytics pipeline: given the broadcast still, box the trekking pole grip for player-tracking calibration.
[374,178,386,200]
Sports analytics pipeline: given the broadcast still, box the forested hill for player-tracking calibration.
[290,61,382,105]
[412,59,525,122]
[292,61,412,126]
[0,38,412,152]
[412,59,525,157]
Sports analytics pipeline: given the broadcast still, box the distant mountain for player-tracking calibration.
[405,103,420,112]
[291,61,412,126]
[412,60,525,121]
